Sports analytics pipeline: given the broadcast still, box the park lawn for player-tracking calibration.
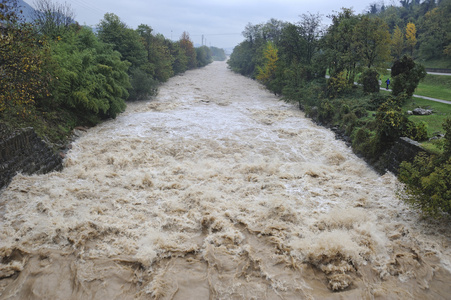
[415,74,451,101]
[403,97,451,153]
[403,97,451,135]
[415,83,451,101]
[377,91,450,152]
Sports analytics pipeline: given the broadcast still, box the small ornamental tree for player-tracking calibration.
[391,55,426,98]
[359,68,380,94]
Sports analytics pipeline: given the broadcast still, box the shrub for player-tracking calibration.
[128,68,158,101]
[327,71,352,98]
[406,121,428,142]
[375,98,405,141]
[318,99,334,123]
[398,118,451,218]
[368,93,387,110]
[399,154,451,218]
[359,68,380,94]
[391,55,427,98]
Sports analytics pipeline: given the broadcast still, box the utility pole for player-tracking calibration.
[202,34,204,46]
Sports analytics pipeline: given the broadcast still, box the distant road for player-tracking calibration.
[386,69,451,76]
[380,87,451,105]
[427,71,451,76]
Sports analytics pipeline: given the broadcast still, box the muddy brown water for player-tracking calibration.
[1,61,451,299]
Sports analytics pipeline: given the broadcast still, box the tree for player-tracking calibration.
[391,25,404,60]
[136,25,174,82]
[323,8,360,85]
[179,31,197,69]
[210,46,226,61]
[359,68,380,93]
[405,22,417,56]
[256,41,278,86]
[169,41,188,75]
[98,14,157,100]
[32,0,75,38]
[0,1,52,115]
[298,12,322,65]
[196,46,212,67]
[391,55,426,97]
[97,13,146,69]
[227,40,255,76]
[51,27,130,118]
[418,2,451,60]
[354,15,391,69]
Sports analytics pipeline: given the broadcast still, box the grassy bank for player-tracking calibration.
[415,75,451,101]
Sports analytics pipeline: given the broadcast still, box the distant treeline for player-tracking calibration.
[0,0,226,137]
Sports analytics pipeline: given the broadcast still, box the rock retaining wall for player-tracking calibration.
[378,137,427,174]
[0,126,62,190]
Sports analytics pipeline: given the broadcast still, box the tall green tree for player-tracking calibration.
[418,1,451,60]
[97,13,146,69]
[51,26,130,119]
[297,13,322,65]
[97,13,157,100]
[136,25,174,82]
[354,15,391,69]
[196,45,212,67]
[323,8,360,85]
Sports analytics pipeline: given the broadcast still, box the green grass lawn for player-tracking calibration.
[418,58,451,69]
[403,97,451,134]
[415,74,451,101]
[402,97,451,153]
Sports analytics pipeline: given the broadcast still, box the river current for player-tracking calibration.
[1,61,451,299]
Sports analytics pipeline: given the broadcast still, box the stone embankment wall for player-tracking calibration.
[378,137,427,175]
[0,125,62,190]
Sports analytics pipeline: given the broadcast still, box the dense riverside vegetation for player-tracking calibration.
[0,0,225,144]
[228,1,451,218]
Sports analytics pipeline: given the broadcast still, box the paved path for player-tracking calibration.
[325,75,450,104]
[427,72,451,76]
[380,87,451,105]
[386,70,451,76]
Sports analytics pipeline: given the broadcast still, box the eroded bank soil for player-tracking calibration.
[1,61,451,299]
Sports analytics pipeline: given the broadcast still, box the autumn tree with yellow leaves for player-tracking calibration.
[405,22,417,56]
[391,25,404,60]
[256,41,278,86]
[0,0,52,116]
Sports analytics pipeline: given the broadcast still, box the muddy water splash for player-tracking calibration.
[1,61,451,299]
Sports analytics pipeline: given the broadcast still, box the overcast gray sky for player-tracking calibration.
[24,0,380,50]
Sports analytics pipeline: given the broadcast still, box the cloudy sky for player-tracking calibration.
[24,0,380,50]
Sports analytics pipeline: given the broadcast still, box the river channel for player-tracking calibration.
[1,61,451,299]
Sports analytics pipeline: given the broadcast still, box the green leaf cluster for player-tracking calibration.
[51,26,130,119]
[399,147,451,218]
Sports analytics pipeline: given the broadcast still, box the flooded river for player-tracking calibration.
[1,61,451,299]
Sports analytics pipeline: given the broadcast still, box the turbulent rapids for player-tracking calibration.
[1,61,451,299]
